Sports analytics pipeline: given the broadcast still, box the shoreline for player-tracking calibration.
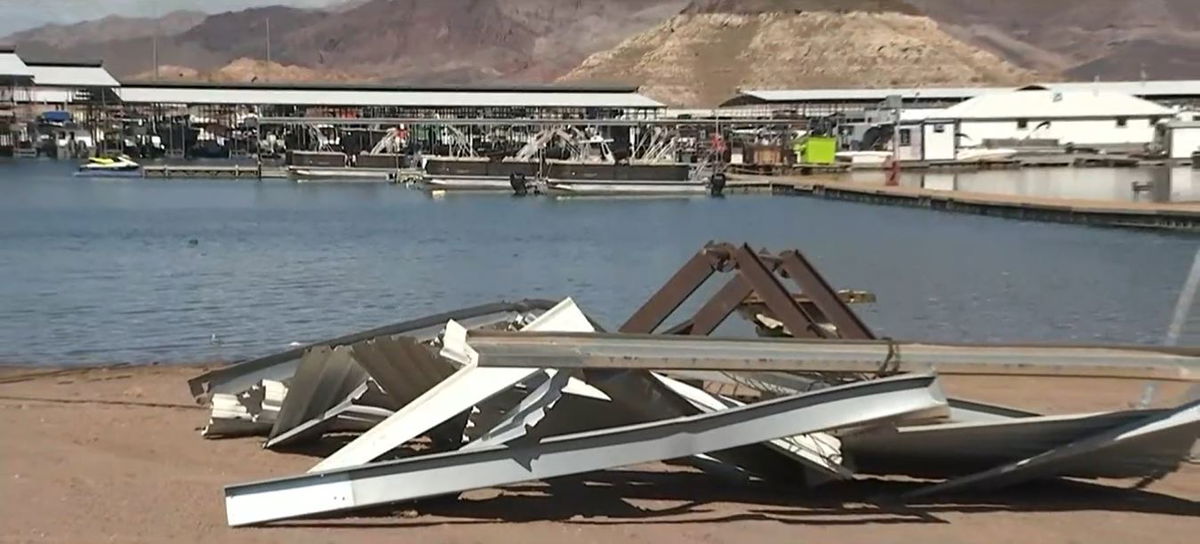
[2,364,1196,543]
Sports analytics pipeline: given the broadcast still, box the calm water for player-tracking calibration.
[1,159,1197,365]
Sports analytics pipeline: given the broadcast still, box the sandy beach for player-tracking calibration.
[1,364,1196,544]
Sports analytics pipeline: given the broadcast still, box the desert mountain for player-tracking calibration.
[906,0,1200,80]
[559,11,1033,106]
[2,0,1198,106]
[129,58,366,84]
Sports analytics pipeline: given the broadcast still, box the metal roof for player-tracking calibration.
[116,86,664,108]
[730,80,1200,104]
[118,80,643,93]
[0,51,33,78]
[27,63,119,88]
[943,89,1174,119]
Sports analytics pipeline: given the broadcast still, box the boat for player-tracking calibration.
[540,180,713,196]
[416,156,539,191]
[75,155,141,177]
[835,151,893,167]
[287,166,397,182]
[419,176,517,191]
[956,148,1019,162]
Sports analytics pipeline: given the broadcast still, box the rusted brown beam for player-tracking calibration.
[778,250,875,340]
[620,250,718,333]
[690,275,756,336]
[732,244,824,339]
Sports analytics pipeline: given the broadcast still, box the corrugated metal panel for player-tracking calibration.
[27,64,119,88]
[0,52,33,77]
[116,86,664,108]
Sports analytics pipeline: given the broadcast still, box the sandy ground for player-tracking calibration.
[1,364,1197,544]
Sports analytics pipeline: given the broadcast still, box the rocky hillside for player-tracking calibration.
[907,0,1200,80]
[559,11,1033,106]
[3,0,1197,102]
[4,0,687,83]
[128,58,366,84]
[3,11,207,50]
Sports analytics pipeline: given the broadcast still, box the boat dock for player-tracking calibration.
[730,176,1200,232]
[142,165,288,179]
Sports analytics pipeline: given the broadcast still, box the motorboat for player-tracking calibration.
[419,176,516,191]
[76,155,141,177]
[956,148,1019,162]
[539,180,713,196]
[835,150,893,167]
[288,166,396,182]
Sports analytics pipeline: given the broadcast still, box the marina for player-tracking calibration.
[3,2,1200,543]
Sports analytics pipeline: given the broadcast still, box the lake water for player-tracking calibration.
[1,159,1197,366]
[845,166,1200,203]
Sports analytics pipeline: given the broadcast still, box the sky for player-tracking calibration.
[0,0,345,37]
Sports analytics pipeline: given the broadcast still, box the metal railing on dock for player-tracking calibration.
[142,165,276,179]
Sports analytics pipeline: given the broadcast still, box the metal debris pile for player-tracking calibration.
[187,242,1200,527]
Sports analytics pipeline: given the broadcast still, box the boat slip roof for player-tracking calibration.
[943,89,1173,119]
[116,85,665,108]
[26,63,120,88]
[0,49,33,78]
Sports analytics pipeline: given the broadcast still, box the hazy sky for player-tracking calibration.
[0,0,345,37]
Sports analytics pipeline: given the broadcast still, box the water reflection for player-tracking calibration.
[843,167,1200,203]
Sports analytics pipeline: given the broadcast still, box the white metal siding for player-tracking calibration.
[922,122,957,160]
[1170,126,1200,159]
[959,118,1158,146]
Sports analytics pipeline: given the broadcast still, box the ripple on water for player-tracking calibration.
[0,160,1197,365]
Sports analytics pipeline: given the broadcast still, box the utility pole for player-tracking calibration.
[886,94,901,186]
[265,17,272,82]
[152,34,159,81]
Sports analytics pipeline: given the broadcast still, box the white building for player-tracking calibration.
[942,87,1174,148]
[1160,121,1200,161]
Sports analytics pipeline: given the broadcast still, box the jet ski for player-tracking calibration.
[76,155,142,177]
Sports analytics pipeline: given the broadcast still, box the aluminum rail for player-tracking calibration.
[255,117,805,127]
[465,332,1200,381]
[225,374,946,526]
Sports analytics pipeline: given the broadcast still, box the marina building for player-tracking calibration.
[936,87,1175,148]
[722,81,1200,116]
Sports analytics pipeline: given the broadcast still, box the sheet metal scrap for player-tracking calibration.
[187,299,558,402]
[204,241,1200,528]
[225,374,948,526]
[311,298,599,472]
[904,399,1200,498]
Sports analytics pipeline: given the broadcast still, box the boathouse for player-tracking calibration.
[940,87,1175,148]
[0,47,34,154]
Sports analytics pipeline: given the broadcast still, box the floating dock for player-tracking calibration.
[731,176,1200,232]
[142,165,288,179]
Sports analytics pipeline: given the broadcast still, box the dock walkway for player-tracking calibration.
[730,176,1200,232]
[142,165,288,179]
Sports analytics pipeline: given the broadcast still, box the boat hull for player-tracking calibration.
[289,167,395,182]
[542,180,710,196]
[419,176,514,191]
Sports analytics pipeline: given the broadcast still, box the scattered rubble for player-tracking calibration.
[188,242,1200,527]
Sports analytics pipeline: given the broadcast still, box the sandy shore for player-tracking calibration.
[1,364,1197,544]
